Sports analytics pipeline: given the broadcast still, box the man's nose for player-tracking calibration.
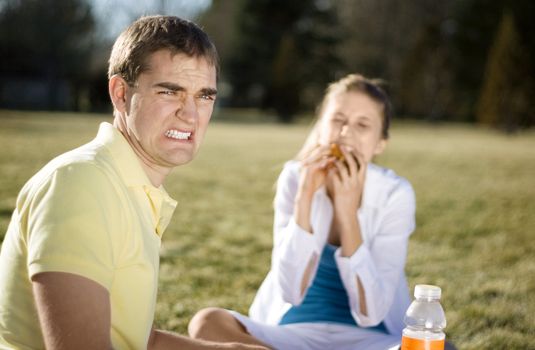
[176,95,198,123]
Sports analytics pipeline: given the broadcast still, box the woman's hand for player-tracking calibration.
[327,145,367,228]
[326,146,366,257]
[298,145,333,198]
[294,145,334,233]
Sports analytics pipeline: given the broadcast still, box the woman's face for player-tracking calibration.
[318,91,387,163]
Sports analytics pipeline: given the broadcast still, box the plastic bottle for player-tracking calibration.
[401,284,447,350]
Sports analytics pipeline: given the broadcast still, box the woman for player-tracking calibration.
[189,74,415,350]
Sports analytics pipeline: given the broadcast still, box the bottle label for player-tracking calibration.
[401,335,445,350]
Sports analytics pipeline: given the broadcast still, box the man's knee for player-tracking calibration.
[188,307,230,339]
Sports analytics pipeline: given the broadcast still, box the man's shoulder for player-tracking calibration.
[21,141,122,200]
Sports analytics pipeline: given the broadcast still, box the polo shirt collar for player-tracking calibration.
[94,122,153,188]
[94,122,177,236]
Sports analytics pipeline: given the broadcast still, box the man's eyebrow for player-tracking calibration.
[200,87,218,96]
[153,82,184,91]
[153,82,217,96]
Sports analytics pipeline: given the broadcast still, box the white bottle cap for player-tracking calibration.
[414,284,441,299]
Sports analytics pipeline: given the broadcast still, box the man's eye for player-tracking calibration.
[199,94,215,101]
[159,90,175,96]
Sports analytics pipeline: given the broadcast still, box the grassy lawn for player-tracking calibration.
[1,110,534,349]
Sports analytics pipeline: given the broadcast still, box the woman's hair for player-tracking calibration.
[108,15,219,86]
[296,74,392,160]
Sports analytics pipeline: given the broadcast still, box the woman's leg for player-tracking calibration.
[188,307,272,348]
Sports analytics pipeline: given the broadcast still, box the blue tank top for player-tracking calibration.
[279,244,386,332]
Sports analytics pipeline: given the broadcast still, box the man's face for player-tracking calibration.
[120,50,217,174]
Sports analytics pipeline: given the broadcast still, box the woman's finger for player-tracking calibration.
[352,150,367,179]
[302,144,331,166]
[327,164,341,183]
[333,157,349,181]
[340,146,359,177]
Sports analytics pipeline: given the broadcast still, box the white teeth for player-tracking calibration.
[165,130,191,140]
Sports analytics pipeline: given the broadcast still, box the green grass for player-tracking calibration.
[1,110,534,349]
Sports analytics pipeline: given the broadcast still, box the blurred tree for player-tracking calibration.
[335,0,459,120]
[198,1,241,68]
[391,1,457,120]
[202,0,535,127]
[336,0,420,82]
[197,1,242,106]
[0,0,95,110]
[451,0,534,127]
[448,0,508,120]
[226,0,343,122]
[398,18,457,121]
[476,12,534,131]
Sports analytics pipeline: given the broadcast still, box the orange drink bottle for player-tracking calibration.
[401,284,446,350]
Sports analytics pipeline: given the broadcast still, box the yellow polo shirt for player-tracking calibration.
[0,122,177,349]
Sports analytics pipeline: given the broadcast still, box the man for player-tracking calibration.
[0,16,266,350]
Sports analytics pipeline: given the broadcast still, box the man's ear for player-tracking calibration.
[109,75,129,113]
[373,138,388,156]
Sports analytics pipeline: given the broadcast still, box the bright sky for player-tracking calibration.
[90,0,212,39]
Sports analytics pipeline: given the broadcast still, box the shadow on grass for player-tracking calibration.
[0,208,13,218]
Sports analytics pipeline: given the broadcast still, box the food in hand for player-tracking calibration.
[329,143,360,170]
[330,143,345,161]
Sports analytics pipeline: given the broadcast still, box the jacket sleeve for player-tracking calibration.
[270,162,330,305]
[335,180,416,327]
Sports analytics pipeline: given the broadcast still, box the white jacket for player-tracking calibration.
[249,160,416,336]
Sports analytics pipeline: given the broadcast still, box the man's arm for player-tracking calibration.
[32,272,267,350]
[32,272,113,350]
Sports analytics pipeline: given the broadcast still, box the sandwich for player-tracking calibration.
[330,143,344,162]
[329,143,360,170]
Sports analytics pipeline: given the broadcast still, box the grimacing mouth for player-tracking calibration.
[165,129,192,140]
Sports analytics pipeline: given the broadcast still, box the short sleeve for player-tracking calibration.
[26,162,122,290]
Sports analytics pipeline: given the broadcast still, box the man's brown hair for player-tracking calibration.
[108,15,219,86]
